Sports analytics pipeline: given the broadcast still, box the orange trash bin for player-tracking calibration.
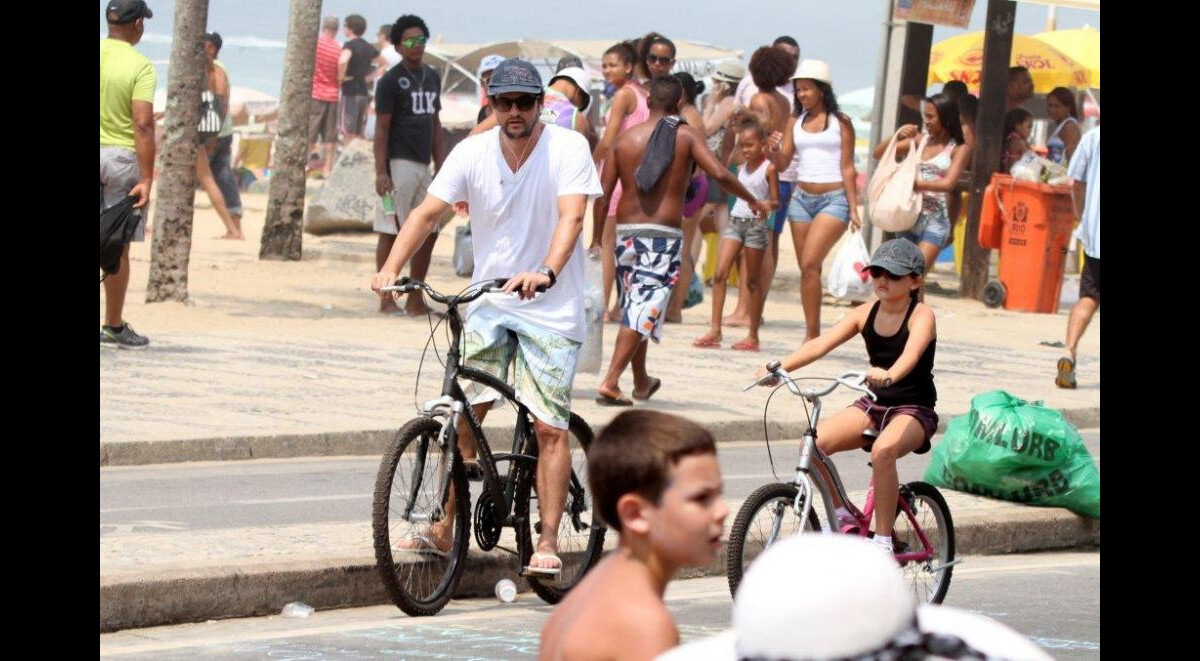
[982,174,1076,313]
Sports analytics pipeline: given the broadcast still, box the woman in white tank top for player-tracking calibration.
[766,59,860,342]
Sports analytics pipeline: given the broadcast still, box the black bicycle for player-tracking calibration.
[372,276,606,616]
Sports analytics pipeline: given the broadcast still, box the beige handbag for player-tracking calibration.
[868,130,927,232]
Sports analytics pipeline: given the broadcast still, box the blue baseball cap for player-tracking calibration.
[487,58,544,97]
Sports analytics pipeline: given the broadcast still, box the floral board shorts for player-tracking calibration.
[615,224,683,344]
[462,305,581,430]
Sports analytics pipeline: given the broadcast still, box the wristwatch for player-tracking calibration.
[536,266,557,288]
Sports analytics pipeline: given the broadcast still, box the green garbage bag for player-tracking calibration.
[924,390,1099,518]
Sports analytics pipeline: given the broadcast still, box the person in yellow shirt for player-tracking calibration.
[100,0,155,349]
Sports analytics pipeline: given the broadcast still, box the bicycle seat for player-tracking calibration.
[860,428,879,453]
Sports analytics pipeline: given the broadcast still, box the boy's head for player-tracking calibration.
[737,118,767,161]
[590,410,726,567]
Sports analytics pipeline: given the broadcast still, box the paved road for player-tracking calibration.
[99,551,1099,659]
[101,432,1099,534]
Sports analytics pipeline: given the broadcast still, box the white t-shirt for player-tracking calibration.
[380,45,401,68]
[1066,126,1099,259]
[427,124,603,342]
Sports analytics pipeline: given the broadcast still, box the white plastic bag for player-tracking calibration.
[576,249,605,374]
[825,231,873,302]
[867,131,925,232]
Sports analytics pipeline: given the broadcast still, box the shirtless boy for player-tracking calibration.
[539,410,728,660]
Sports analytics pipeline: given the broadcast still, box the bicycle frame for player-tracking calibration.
[787,395,937,565]
[413,304,538,532]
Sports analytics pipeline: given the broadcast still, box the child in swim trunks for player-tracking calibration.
[693,119,778,352]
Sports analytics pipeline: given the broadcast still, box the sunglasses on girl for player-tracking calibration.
[400,35,427,48]
[868,266,910,281]
[492,94,540,112]
[645,54,674,65]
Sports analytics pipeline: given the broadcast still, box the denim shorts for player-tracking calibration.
[902,210,952,248]
[722,215,770,250]
[787,187,850,224]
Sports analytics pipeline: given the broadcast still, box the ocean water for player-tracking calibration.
[101,0,1098,99]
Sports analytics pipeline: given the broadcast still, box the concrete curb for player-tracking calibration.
[99,505,1099,632]
[100,407,1100,467]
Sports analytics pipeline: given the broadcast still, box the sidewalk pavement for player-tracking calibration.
[100,192,1099,631]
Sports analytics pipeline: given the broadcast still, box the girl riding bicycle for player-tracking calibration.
[755,239,938,555]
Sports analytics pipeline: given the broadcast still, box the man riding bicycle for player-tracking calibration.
[372,58,603,576]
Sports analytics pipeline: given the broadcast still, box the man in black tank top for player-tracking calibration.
[751,239,939,556]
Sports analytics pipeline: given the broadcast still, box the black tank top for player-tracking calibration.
[862,298,937,408]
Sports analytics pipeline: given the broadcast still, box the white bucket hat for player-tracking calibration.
[548,66,592,112]
[792,58,833,84]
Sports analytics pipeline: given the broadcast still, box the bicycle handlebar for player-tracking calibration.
[743,361,877,402]
[379,276,546,306]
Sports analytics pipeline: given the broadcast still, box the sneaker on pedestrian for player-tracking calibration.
[100,323,149,349]
[1055,356,1076,389]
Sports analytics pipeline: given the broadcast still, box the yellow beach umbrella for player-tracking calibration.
[1033,26,1100,88]
[928,32,1091,93]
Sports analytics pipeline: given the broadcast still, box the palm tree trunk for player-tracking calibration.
[259,0,321,261]
[146,0,209,302]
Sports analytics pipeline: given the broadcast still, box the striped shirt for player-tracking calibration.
[311,35,341,102]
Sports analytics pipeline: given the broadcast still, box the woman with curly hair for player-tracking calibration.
[767,60,860,342]
[725,46,794,329]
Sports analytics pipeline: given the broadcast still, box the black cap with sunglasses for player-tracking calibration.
[862,239,926,279]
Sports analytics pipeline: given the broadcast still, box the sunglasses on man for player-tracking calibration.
[645,54,674,65]
[400,35,427,48]
[491,94,541,112]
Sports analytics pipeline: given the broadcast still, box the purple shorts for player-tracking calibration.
[851,396,938,455]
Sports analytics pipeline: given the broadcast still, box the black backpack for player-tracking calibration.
[100,195,140,282]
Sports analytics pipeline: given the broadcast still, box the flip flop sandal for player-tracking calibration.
[633,377,662,401]
[731,339,760,352]
[595,393,634,407]
[393,532,451,557]
[1055,357,1077,389]
[692,337,722,348]
[521,552,563,577]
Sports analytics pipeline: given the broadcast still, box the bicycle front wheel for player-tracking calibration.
[372,416,470,616]
[893,481,955,605]
[726,482,821,598]
[515,413,607,604]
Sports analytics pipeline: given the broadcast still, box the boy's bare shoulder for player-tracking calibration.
[542,565,679,660]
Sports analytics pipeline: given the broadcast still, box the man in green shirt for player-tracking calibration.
[100,0,156,349]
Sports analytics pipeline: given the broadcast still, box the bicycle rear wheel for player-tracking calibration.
[726,482,821,598]
[515,413,607,604]
[893,481,955,605]
[372,416,470,616]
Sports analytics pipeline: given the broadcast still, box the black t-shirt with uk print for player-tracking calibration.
[375,63,442,164]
